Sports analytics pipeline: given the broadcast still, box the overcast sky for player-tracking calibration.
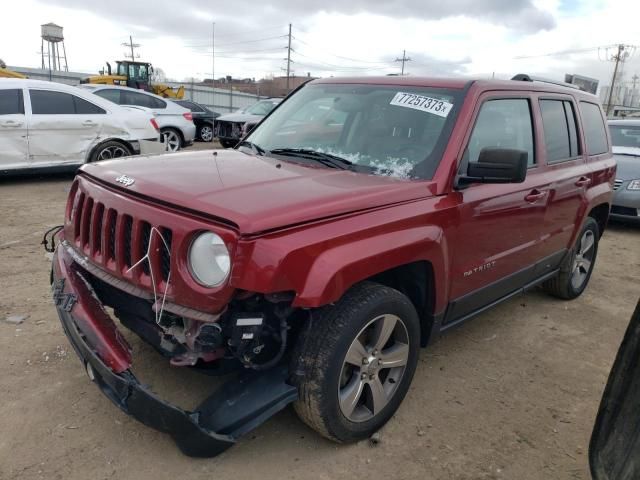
[2,0,639,89]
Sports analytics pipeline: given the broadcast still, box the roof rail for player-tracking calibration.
[511,73,580,90]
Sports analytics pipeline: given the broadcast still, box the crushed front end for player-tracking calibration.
[49,174,297,457]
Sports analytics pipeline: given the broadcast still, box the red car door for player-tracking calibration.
[535,95,589,255]
[445,92,551,324]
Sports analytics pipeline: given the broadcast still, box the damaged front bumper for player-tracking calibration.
[51,242,297,458]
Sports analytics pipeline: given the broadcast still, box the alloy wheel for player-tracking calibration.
[97,145,129,160]
[571,229,595,290]
[200,125,213,142]
[338,314,410,422]
[162,130,181,152]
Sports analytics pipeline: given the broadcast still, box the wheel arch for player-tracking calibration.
[587,202,610,237]
[86,138,133,163]
[367,261,437,346]
[161,126,185,144]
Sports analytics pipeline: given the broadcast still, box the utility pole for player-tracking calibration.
[394,50,412,76]
[212,22,216,135]
[632,73,639,91]
[122,35,141,61]
[286,23,292,92]
[606,44,626,117]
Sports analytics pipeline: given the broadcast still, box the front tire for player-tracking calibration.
[90,141,132,162]
[543,217,599,299]
[291,282,420,443]
[219,139,236,149]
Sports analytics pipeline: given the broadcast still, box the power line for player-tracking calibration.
[513,45,616,60]
[185,34,287,49]
[292,35,393,65]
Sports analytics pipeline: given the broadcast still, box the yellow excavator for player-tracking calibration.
[0,59,27,79]
[82,60,184,99]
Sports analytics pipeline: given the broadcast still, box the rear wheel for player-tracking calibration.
[291,282,420,443]
[161,128,182,152]
[543,217,599,299]
[198,124,214,142]
[90,141,131,162]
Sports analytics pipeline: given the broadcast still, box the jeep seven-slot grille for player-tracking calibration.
[71,193,172,286]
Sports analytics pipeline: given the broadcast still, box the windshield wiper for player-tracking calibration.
[236,140,269,156]
[269,148,354,170]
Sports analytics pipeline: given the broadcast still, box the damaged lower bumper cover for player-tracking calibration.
[51,243,297,458]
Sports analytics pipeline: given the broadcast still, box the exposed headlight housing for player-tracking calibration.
[188,232,231,287]
[628,179,640,191]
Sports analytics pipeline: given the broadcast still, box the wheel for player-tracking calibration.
[291,281,420,443]
[543,217,599,299]
[198,124,214,142]
[219,139,236,149]
[90,141,132,162]
[161,128,182,152]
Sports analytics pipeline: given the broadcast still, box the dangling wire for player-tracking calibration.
[125,226,171,326]
[41,225,64,253]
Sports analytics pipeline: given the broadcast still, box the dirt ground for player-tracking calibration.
[1,155,639,480]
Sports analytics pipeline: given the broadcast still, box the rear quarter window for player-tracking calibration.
[539,99,580,162]
[580,101,608,155]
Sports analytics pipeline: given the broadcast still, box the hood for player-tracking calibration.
[80,150,436,234]
[613,154,640,181]
[215,112,263,124]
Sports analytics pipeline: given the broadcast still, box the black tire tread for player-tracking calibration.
[291,281,417,442]
[543,216,599,299]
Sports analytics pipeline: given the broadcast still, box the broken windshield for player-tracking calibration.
[246,83,463,179]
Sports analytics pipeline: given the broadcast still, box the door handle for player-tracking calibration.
[575,176,591,187]
[524,189,547,203]
[82,120,97,127]
[0,120,22,128]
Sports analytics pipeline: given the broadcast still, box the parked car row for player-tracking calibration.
[0,79,161,174]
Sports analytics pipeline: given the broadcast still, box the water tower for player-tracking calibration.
[41,23,68,74]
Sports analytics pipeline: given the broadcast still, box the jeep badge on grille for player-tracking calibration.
[115,175,135,187]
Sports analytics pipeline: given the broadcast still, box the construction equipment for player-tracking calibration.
[82,60,184,99]
[0,59,27,79]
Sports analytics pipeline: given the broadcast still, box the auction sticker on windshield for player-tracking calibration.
[390,92,453,118]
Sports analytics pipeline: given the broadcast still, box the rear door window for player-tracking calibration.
[0,89,24,115]
[30,90,105,114]
[30,90,75,114]
[539,99,580,162]
[466,98,535,166]
[580,102,608,155]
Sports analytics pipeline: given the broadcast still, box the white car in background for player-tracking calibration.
[0,79,161,175]
[79,84,196,152]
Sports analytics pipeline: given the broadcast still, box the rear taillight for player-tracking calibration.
[150,118,160,131]
[183,112,193,122]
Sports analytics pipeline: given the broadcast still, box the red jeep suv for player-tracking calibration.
[49,74,615,457]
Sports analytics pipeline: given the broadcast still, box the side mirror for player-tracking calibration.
[459,147,528,185]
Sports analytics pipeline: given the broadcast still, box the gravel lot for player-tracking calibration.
[1,153,639,480]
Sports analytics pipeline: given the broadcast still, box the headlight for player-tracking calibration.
[628,179,640,191]
[188,232,231,287]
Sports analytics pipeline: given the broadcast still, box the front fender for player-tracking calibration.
[294,225,447,309]
[232,197,455,313]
